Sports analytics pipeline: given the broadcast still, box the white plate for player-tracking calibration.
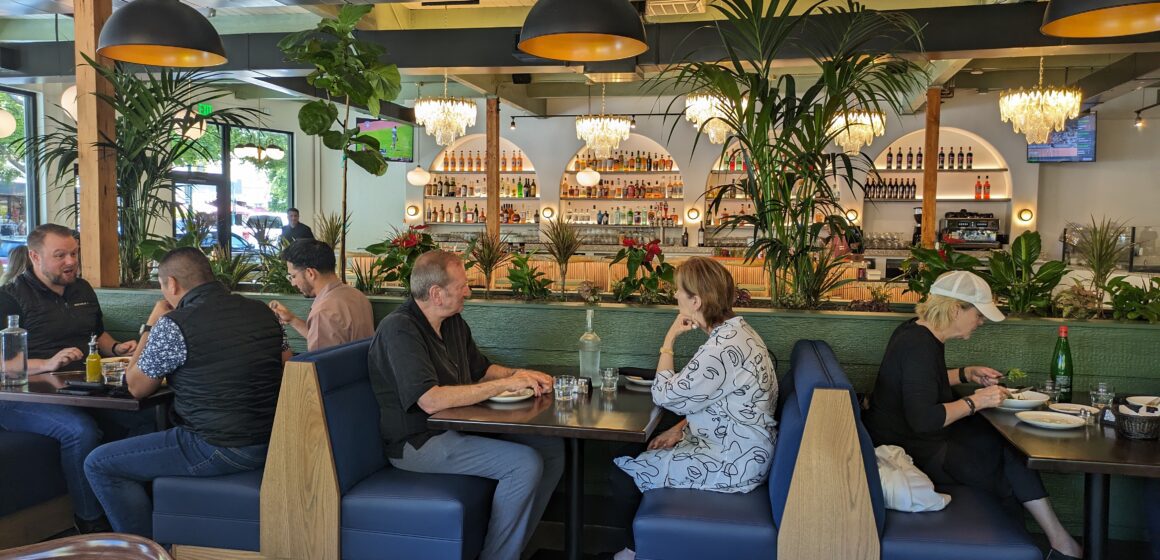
[1000,391,1050,410]
[1049,403,1099,415]
[624,382,652,392]
[488,388,534,403]
[996,404,1039,412]
[624,375,654,386]
[1016,411,1085,430]
[1126,396,1160,407]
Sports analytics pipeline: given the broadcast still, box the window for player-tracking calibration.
[0,87,37,261]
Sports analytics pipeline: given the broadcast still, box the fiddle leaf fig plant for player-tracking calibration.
[279,3,402,281]
[988,231,1067,316]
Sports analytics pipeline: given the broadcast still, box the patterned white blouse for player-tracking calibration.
[614,316,779,493]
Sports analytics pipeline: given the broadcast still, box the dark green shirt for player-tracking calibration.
[0,271,104,360]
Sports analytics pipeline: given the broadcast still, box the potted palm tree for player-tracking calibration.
[543,219,585,301]
[665,0,927,306]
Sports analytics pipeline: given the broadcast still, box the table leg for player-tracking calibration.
[153,402,169,432]
[565,437,583,560]
[1084,472,1110,560]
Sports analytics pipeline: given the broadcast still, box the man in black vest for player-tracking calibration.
[83,247,289,538]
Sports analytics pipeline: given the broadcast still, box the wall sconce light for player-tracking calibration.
[510,117,517,130]
[686,208,701,222]
[845,209,859,223]
[542,207,556,220]
[406,205,420,218]
[1018,208,1034,223]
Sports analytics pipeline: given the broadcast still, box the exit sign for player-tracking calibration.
[196,103,214,116]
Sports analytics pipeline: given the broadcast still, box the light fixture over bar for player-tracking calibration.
[97,0,227,67]
[1041,0,1160,38]
[519,0,648,62]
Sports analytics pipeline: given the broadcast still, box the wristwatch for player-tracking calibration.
[139,323,153,336]
[958,367,968,384]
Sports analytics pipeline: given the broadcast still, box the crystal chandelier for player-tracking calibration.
[828,109,886,153]
[999,57,1082,144]
[684,91,732,144]
[414,73,477,146]
[576,84,632,159]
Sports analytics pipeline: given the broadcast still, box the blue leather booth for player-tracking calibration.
[632,340,1042,560]
[0,429,73,548]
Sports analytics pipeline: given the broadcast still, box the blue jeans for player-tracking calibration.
[84,426,268,538]
[0,401,104,520]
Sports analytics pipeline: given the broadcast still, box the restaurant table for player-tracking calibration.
[429,374,661,560]
[981,408,1160,560]
[0,369,175,431]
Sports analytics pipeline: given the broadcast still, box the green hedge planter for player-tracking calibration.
[96,288,1159,540]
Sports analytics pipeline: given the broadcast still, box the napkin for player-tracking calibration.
[619,367,656,380]
[1119,404,1160,417]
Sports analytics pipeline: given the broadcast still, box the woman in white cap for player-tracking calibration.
[865,270,1082,560]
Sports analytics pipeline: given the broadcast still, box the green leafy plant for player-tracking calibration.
[542,219,585,300]
[1053,279,1103,320]
[847,284,893,312]
[659,0,927,305]
[257,238,296,295]
[576,281,602,305]
[139,206,215,266]
[469,232,512,300]
[315,212,348,250]
[788,245,854,309]
[16,56,259,285]
[365,225,439,294]
[507,252,552,301]
[1074,216,1129,302]
[1105,276,1160,323]
[279,4,402,281]
[988,231,1068,316]
[210,245,260,292]
[610,238,675,304]
[352,257,388,295]
[902,245,985,301]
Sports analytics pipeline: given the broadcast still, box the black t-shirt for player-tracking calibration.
[281,223,314,242]
[0,270,105,360]
[864,318,952,464]
[368,298,491,458]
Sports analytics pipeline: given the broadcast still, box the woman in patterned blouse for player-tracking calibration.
[611,257,779,560]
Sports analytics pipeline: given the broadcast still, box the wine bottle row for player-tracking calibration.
[565,202,678,227]
[866,178,918,200]
[560,177,684,200]
[426,202,539,225]
[883,146,975,170]
[440,150,528,173]
[426,177,538,198]
[571,150,676,173]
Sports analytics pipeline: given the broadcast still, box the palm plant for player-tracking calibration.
[15,56,260,285]
[784,245,855,309]
[210,245,261,292]
[542,219,585,300]
[1074,216,1129,302]
[315,212,348,250]
[660,0,927,305]
[469,232,512,299]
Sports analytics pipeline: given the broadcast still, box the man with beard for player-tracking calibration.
[0,223,139,533]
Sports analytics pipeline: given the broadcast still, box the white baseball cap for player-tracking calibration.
[929,270,1005,322]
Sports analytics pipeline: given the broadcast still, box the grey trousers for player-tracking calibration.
[390,430,565,560]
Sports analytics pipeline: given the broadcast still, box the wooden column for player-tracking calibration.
[921,87,941,249]
[485,97,500,240]
[74,0,120,287]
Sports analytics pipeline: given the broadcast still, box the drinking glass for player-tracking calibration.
[1039,378,1060,402]
[554,376,577,402]
[601,367,619,392]
[101,361,126,386]
[1089,382,1115,416]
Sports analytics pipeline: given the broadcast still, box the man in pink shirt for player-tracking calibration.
[270,240,374,351]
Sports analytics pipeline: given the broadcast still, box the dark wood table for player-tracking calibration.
[0,369,174,431]
[429,374,661,560]
[981,408,1160,560]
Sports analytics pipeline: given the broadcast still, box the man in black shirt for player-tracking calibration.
[83,248,289,538]
[280,208,314,242]
[0,223,139,533]
[369,250,562,560]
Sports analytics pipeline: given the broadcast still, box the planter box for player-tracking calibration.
[95,288,1158,540]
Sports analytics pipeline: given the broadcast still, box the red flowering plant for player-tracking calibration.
[610,238,675,304]
[365,225,439,294]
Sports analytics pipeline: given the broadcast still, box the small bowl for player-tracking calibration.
[1001,390,1050,410]
[1114,408,1160,440]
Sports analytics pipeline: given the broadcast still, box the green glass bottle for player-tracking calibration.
[1050,325,1073,403]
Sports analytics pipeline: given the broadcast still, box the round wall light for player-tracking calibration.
[845,209,859,223]
[406,205,421,218]
[1018,208,1034,222]
[686,208,701,222]
[542,207,556,220]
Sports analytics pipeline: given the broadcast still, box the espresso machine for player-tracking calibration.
[911,207,923,246]
[939,209,1001,249]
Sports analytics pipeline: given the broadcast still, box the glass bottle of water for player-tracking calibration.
[1,315,28,387]
[578,309,601,379]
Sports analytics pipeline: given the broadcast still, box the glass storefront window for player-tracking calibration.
[0,88,36,263]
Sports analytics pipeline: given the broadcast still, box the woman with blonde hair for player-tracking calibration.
[2,245,29,285]
[610,257,778,560]
[865,270,1081,560]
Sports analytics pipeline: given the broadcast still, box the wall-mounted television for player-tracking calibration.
[1026,113,1096,163]
[356,117,414,163]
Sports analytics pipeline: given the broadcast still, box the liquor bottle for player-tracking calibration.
[85,334,101,383]
[697,224,705,246]
[915,147,924,170]
[681,228,689,247]
[533,209,540,224]
[458,152,466,171]
[974,176,982,200]
[516,178,524,198]
[474,151,482,171]
[442,152,449,172]
[0,315,27,387]
[905,147,914,170]
[501,151,508,172]
[885,148,894,170]
[453,201,461,223]
[938,147,946,170]
[956,147,964,169]
[1051,325,1074,403]
[965,146,973,170]
[983,176,991,200]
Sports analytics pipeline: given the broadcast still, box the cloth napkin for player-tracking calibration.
[1119,404,1160,417]
[875,445,951,512]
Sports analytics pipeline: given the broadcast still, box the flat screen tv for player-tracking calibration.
[1026,113,1096,163]
[356,117,414,162]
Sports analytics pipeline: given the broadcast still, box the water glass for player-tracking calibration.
[1039,378,1060,402]
[101,361,127,386]
[554,375,577,402]
[601,367,619,392]
[1089,382,1115,412]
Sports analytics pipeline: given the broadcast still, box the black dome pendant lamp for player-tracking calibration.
[97,0,227,67]
[1041,0,1160,38]
[518,0,648,62]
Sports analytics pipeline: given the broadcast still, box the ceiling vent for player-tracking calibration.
[646,0,707,17]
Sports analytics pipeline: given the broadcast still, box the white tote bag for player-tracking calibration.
[875,445,951,512]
